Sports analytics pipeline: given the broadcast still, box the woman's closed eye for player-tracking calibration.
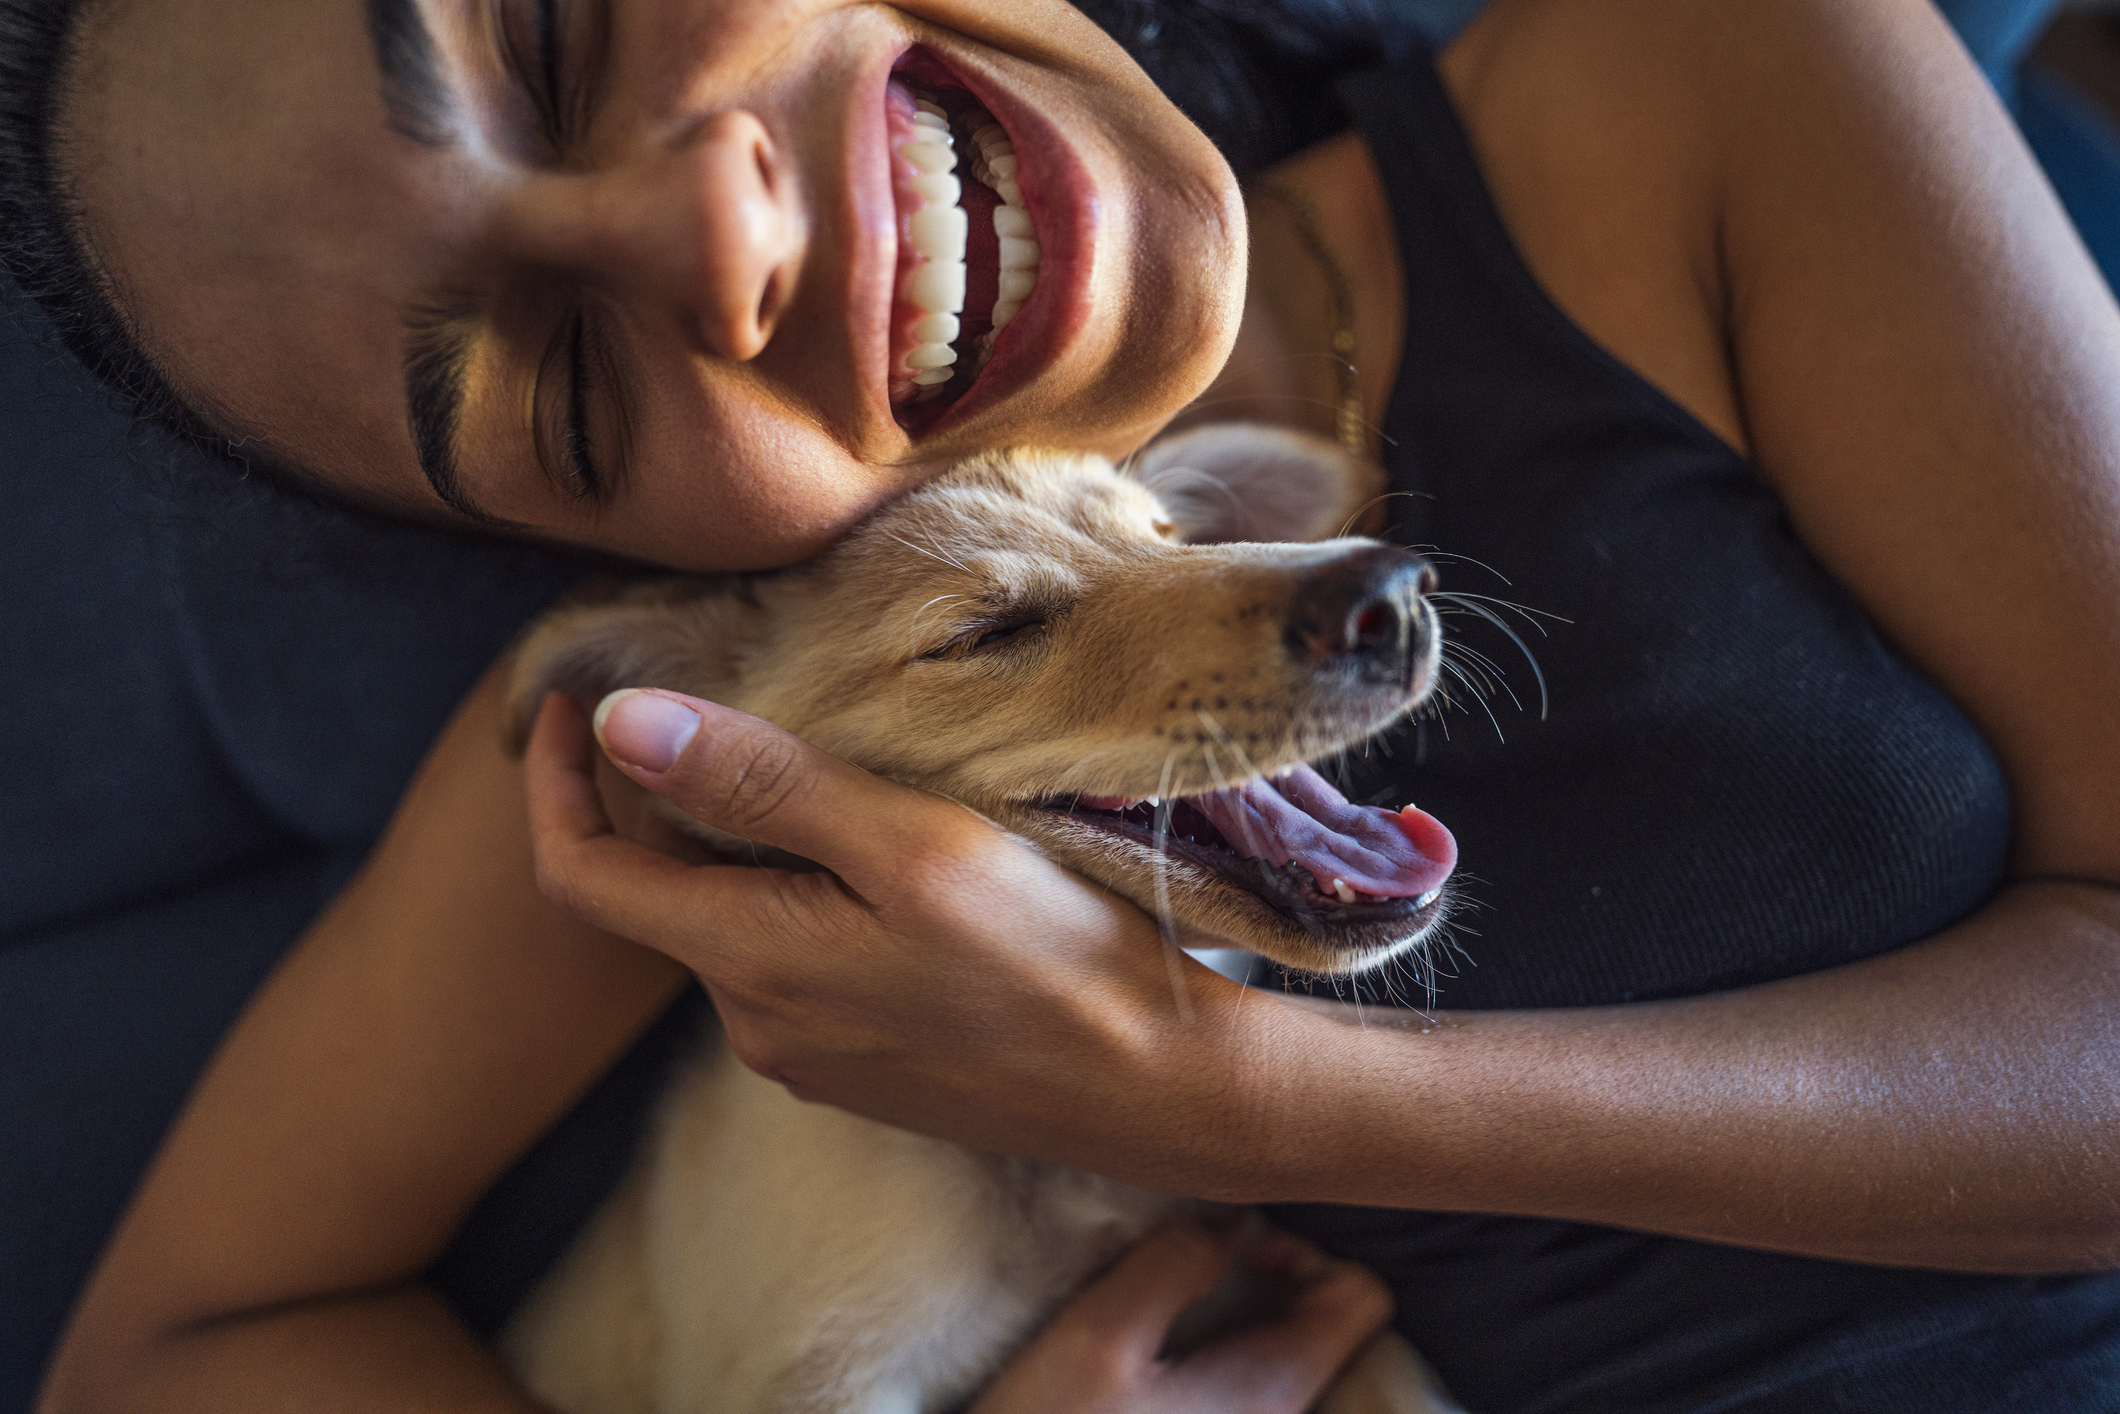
[531,299,633,505]
[496,0,613,157]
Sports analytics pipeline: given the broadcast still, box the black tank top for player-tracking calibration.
[1267,54,2120,1412]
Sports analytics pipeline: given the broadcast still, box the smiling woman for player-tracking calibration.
[56,0,1244,567]
[11,0,2120,1411]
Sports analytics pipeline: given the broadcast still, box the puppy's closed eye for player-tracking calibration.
[923,614,1049,662]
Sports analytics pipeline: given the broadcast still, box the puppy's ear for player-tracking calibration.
[501,579,760,755]
[1129,422,1385,544]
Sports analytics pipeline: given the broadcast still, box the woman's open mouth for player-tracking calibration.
[884,56,1043,435]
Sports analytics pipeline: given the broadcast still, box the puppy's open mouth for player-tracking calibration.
[1039,764,1457,927]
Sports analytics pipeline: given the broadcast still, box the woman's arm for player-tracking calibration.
[38,666,693,1413]
[41,667,1393,1413]
[529,0,2120,1275]
[536,718,2120,1275]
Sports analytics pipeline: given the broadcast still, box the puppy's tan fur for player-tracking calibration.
[499,425,1463,1413]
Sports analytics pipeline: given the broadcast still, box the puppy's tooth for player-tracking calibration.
[993,206,1034,239]
[911,312,960,344]
[908,205,969,262]
[1333,878,1357,904]
[1414,888,1441,909]
[1147,796,1160,807]
[910,171,961,206]
[906,260,966,313]
[900,141,956,175]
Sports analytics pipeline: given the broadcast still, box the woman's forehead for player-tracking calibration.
[68,0,482,497]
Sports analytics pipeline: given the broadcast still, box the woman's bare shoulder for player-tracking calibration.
[1445,0,2120,887]
[1433,0,1760,453]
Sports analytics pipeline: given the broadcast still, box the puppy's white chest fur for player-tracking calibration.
[503,1039,1175,1414]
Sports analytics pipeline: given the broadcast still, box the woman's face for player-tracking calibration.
[67,0,1245,570]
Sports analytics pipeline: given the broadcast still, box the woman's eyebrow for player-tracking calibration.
[367,0,460,148]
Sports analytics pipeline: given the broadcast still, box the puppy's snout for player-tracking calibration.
[1285,548,1437,687]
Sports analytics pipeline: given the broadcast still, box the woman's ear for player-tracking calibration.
[501,580,759,755]
[1128,422,1386,545]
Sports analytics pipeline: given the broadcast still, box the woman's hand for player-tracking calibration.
[524,688,1271,1196]
[973,1221,1393,1414]
[531,683,2120,1273]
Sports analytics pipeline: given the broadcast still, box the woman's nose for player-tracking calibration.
[510,110,804,361]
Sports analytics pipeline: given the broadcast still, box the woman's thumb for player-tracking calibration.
[593,688,911,881]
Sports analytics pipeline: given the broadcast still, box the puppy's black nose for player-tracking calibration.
[1285,548,1437,686]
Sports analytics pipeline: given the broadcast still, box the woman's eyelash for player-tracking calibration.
[563,308,600,501]
[533,0,564,147]
[495,0,564,149]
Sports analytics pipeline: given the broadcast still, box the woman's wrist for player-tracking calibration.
[1138,981,1438,1205]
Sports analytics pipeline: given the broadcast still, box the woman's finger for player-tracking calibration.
[1168,1233,1394,1410]
[592,687,979,895]
[523,689,796,950]
[1050,1219,1247,1365]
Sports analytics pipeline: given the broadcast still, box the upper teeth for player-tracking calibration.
[898,100,1039,394]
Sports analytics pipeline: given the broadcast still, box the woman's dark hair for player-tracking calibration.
[1075,1,1418,179]
[1,0,1416,443]
[0,0,230,453]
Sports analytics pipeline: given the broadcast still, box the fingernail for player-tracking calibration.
[594,689,700,772]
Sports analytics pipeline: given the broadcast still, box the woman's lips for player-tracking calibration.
[876,45,1094,437]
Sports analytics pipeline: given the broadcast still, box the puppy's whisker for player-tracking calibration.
[1149,753,1193,1023]
[1195,711,1278,867]
[1442,639,1518,682]
[885,533,977,578]
[1429,589,1569,627]
[1440,659,1511,742]
[1429,591,1554,720]
[1437,644,1515,712]
[1394,547,1518,587]
[1131,461,1248,520]
[906,593,967,655]
[1335,490,1429,540]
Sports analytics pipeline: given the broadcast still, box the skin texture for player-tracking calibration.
[37,0,2120,1407]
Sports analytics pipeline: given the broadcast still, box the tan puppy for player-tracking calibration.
[499,424,1465,1413]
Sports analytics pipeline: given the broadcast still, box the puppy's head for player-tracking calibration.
[508,424,1456,977]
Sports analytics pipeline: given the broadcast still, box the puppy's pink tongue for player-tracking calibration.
[1194,765,1456,899]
